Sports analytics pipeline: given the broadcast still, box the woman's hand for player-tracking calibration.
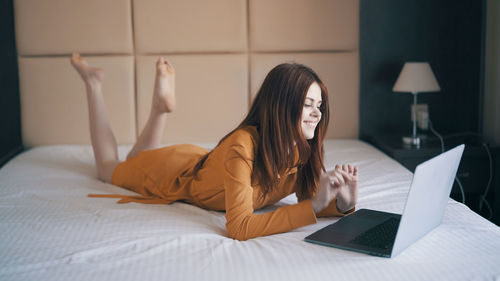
[311,164,359,214]
[333,164,358,213]
[311,170,338,213]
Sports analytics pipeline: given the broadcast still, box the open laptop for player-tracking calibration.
[304,144,465,258]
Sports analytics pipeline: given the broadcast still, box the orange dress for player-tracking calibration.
[90,126,351,240]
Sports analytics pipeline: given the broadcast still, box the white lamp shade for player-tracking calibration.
[393,62,441,93]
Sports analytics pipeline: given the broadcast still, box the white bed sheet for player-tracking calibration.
[0,140,499,281]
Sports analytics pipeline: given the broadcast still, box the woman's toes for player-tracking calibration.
[165,60,175,74]
[71,53,84,66]
[156,57,175,76]
[70,53,104,84]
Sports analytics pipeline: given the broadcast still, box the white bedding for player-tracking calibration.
[1,140,499,281]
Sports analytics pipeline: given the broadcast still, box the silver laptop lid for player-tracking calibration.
[391,144,465,257]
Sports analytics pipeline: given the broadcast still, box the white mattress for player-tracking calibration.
[1,140,499,281]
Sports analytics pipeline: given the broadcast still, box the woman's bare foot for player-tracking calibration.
[152,57,176,113]
[70,53,105,86]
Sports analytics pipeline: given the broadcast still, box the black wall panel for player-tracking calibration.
[360,0,485,138]
[0,0,23,167]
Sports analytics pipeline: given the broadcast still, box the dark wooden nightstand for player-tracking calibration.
[365,134,499,225]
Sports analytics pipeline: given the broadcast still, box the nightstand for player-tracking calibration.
[365,134,499,225]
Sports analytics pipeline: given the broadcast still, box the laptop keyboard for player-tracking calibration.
[350,217,401,249]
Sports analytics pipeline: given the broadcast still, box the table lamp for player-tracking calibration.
[393,62,440,147]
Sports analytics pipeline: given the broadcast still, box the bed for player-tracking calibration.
[1,140,499,281]
[5,0,500,280]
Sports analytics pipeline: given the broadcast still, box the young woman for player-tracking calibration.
[70,53,358,241]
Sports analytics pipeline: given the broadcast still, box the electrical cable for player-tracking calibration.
[428,119,466,204]
[438,130,494,219]
[479,143,493,220]
[427,120,494,219]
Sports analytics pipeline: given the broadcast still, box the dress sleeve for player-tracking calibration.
[224,143,317,241]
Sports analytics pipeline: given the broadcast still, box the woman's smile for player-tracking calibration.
[303,120,318,129]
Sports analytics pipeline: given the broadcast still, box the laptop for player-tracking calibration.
[304,144,465,258]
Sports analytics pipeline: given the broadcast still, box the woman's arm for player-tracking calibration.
[224,143,317,241]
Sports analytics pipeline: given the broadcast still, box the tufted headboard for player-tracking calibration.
[14,0,359,146]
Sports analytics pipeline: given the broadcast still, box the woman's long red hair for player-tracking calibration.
[193,63,329,199]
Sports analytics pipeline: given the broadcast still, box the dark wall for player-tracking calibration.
[360,0,485,138]
[0,0,23,167]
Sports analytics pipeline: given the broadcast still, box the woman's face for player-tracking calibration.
[301,82,322,140]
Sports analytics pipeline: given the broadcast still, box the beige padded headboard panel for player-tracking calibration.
[15,0,359,146]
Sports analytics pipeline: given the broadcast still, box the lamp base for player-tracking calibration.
[402,136,421,148]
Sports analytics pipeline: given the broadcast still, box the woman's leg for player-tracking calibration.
[70,53,120,183]
[126,57,176,159]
